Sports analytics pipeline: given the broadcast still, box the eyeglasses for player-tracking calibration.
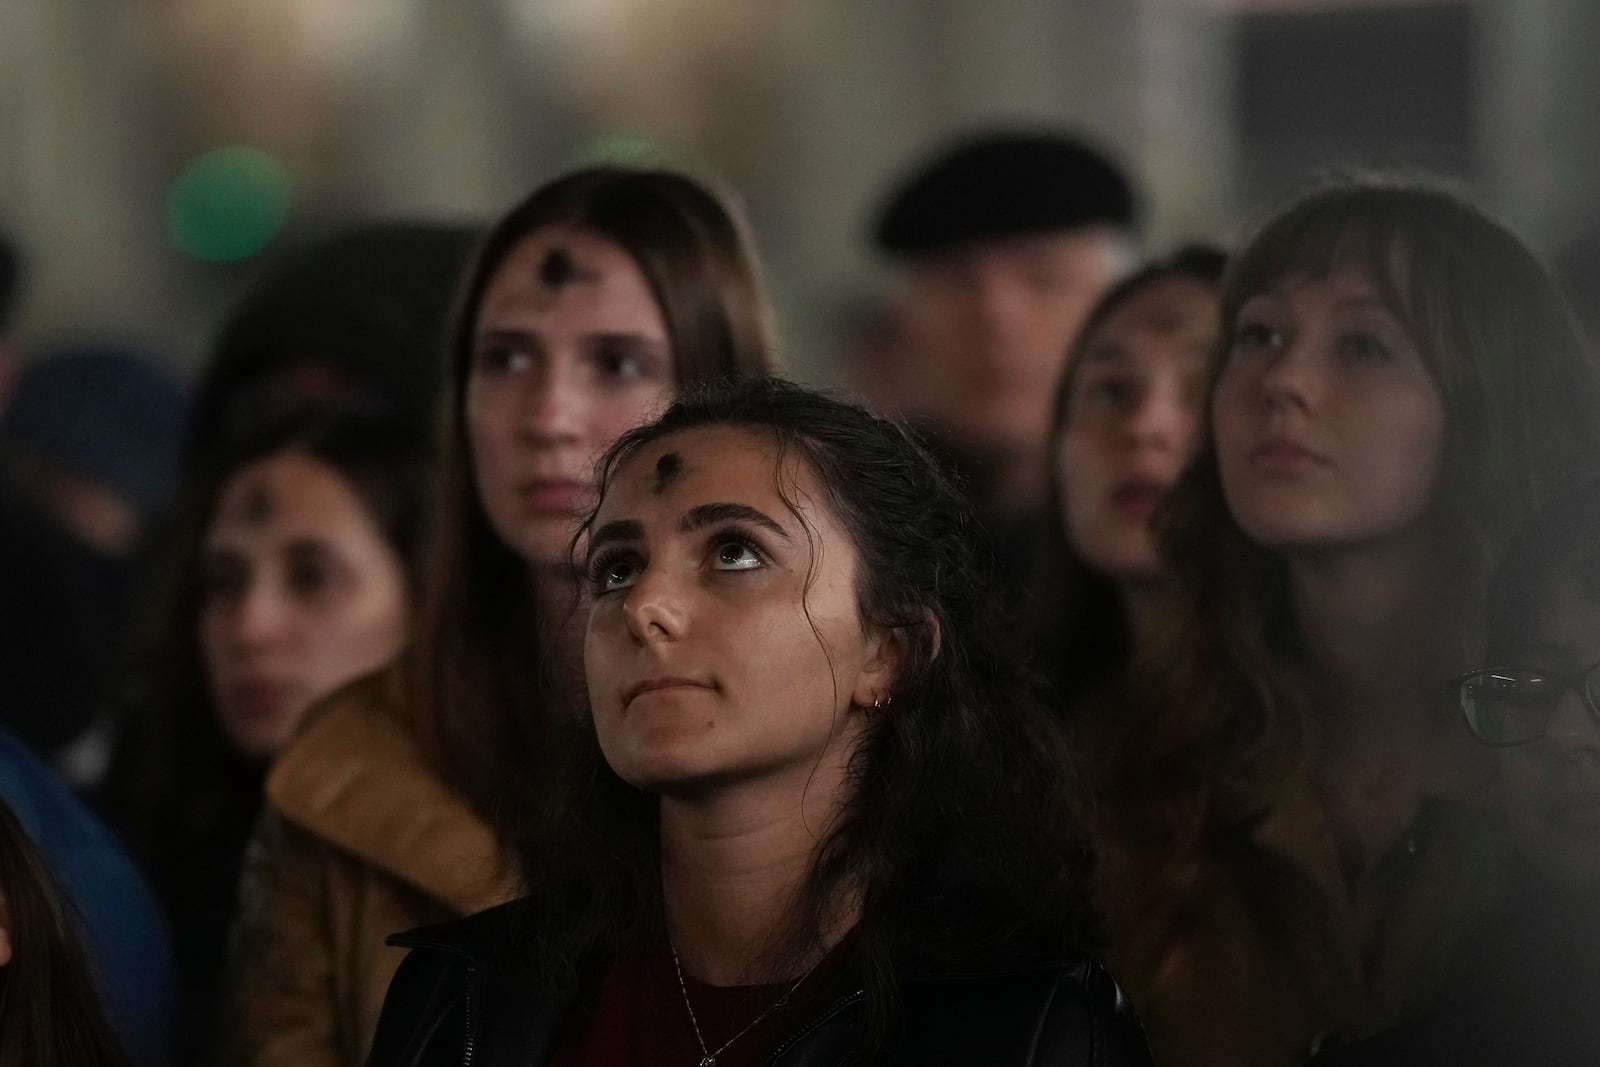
[1456,660,1600,746]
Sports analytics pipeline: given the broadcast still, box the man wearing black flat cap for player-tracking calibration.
[862,130,1139,558]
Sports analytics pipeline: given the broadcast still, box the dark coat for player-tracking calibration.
[1307,881,1600,1067]
[365,900,1154,1067]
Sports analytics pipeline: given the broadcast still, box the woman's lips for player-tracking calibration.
[623,676,715,707]
[516,479,591,514]
[1247,438,1328,474]
[1108,481,1166,522]
[226,679,293,720]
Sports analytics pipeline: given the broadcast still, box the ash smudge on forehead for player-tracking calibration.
[539,248,575,289]
[653,451,683,494]
[241,479,274,525]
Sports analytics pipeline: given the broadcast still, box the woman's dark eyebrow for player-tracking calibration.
[588,519,645,552]
[679,502,792,542]
[474,327,544,352]
[588,332,669,352]
[1334,294,1390,312]
[1080,339,1129,365]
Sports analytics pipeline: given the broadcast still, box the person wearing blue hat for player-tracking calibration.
[0,347,187,778]
[863,129,1141,556]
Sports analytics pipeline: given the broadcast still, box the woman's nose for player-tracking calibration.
[1256,339,1321,410]
[229,583,289,650]
[518,362,586,445]
[622,565,687,643]
[1123,388,1195,453]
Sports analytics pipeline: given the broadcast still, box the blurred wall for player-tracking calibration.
[0,0,1595,377]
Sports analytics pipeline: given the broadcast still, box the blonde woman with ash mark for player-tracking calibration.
[221,167,777,1067]
[366,378,1152,1067]
[1083,178,1600,1066]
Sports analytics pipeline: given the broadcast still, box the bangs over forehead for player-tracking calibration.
[1225,188,1419,331]
[1219,181,1511,384]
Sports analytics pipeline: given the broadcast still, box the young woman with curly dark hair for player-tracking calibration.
[367,378,1150,1067]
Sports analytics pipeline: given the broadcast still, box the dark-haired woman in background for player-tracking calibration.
[0,794,132,1067]
[110,412,424,1063]
[1033,245,1223,708]
[1084,178,1600,1065]
[368,378,1150,1066]
[226,166,777,1067]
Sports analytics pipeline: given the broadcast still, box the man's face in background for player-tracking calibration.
[891,226,1131,470]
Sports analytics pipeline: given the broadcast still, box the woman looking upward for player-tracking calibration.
[368,378,1151,1067]
[1085,178,1600,1066]
[1036,245,1224,707]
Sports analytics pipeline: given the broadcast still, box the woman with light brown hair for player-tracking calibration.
[221,166,777,1067]
[1082,177,1600,1065]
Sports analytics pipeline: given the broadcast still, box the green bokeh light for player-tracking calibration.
[166,146,294,263]
[567,132,677,169]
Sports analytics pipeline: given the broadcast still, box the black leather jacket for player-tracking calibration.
[365,901,1154,1067]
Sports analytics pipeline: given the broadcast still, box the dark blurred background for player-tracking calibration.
[2,0,1596,377]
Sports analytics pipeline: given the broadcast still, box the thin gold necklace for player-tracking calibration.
[669,942,824,1067]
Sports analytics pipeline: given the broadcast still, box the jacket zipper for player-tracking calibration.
[387,934,481,1067]
[461,961,476,1067]
[762,989,866,1064]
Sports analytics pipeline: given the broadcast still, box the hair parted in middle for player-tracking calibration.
[406,166,780,854]
[114,409,430,878]
[1032,244,1227,706]
[1095,174,1600,870]
[523,377,1087,1043]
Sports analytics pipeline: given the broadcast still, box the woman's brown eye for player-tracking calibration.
[200,557,247,602]
[287,563,331,597]
[590,554,639,594]
[594,343,645,381]
[1232,320,1282,353]
[1080,376,1138,412]
[1335,331,1392,363]
[711,539,762,571]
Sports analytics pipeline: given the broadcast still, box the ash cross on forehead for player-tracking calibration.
[539,247,599,290]
[241,479,275,525]
[653,451,684,494]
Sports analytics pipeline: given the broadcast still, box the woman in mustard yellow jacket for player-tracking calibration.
[219,166,778,1067]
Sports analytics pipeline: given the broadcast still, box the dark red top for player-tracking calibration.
[550,944,806,1067]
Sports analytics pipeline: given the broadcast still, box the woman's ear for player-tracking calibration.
[922,607,942,664]
[851,610,939,710]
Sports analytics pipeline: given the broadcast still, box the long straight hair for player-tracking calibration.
[0,797,131,1067]
[405,167,779,856]
[1031,245,1225,708]
[1099,175,1600,881]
